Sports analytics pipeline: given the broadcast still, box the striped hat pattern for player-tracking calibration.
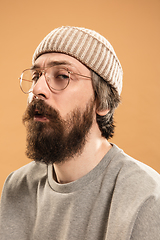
[32,26,123,95]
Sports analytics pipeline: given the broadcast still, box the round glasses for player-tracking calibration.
[19,65,91,94]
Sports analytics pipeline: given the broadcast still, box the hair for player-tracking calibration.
[90,70,121,139]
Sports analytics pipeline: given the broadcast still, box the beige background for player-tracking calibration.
[0,0,160,194]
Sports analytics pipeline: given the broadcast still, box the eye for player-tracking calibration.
[59,74,69,79]
[47,67,70,90]
[31,71,40,83]
[55,69,69,80]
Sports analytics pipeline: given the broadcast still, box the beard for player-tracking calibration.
[22,98,95,164]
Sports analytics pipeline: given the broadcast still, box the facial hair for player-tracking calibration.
[22,98,95,164]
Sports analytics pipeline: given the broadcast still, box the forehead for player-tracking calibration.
[34,53,90,75]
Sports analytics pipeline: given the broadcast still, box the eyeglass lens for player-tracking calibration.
[20,66,70,94]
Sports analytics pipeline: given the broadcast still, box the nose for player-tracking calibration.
[32,73,50,100]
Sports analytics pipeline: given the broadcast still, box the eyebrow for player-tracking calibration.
[31,60,72,70]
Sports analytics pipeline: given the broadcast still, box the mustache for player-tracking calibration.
[22,99,60,124]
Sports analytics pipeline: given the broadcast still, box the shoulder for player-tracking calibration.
[2,161,48,195]
[104,144,160,238]
[105,144,160,209]
[110,144,160,192]
[0,162,48,237]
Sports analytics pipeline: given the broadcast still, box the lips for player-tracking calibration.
[34,109,49,122]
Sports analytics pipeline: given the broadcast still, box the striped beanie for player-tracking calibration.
[32,26,123,95]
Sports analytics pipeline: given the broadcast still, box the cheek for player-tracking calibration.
[68,82,94,107]
[27,92,34,104]
[47,79,95,118]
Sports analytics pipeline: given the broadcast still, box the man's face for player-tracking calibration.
[28,53,95,119]
[23,53,97,164]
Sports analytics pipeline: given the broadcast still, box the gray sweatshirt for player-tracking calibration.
[0,144,160,239]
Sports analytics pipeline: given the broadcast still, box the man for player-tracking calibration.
[0,26,160,240]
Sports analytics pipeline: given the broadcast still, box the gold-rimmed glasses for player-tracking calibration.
[19,65,91,94]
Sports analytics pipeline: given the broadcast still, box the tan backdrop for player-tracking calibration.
[0,0,160,194]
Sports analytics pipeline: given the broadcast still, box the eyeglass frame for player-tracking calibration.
[19,65,92,94]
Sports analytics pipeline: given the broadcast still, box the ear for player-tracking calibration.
[96,108,110,116]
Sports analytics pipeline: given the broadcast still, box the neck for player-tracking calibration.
[53,123,112,184]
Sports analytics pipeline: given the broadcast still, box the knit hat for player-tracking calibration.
[32,26,123,95]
